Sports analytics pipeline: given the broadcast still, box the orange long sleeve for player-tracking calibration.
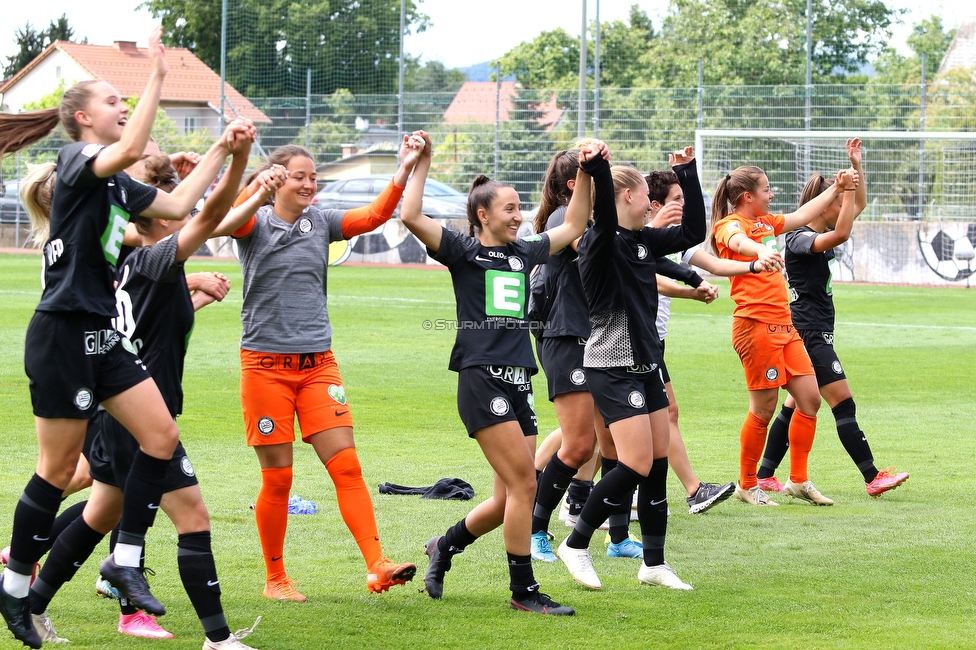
[340,180,405,239]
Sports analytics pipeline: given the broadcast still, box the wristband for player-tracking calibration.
[843,189,856,192]
[749,260,758,273]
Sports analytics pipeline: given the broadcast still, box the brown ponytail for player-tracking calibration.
[535,149,579,233]
[0,80,101,156]
[709,165,766,253]
[798,173,833,208]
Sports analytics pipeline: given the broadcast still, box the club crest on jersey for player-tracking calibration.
[765,367,779,381]
[328,384,347,405]
[74,388,93,411]
[181,456,195,477]
[832,361,843,374]
[570,369,586,385]
[257,417,275,435]
[628,391,645,408]
[298,218,313,234]
[490,396,510,416]
[636,244,648,260]
[508,256,524,271]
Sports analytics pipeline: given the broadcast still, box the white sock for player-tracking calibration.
[114,543,143,568]
[2,568,31,598]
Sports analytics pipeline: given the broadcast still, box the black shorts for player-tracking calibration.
[457,366,538,438]
[25,312,150,419]
[586,365,669,427]
[538,336,589,401]
[797,330,847,387]
[86,411,198,492]
[659,338,671,384]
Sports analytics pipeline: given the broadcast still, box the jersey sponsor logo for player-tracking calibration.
[299,353,317,370]
[257,417,276,435]
[487,365,529,385]
[628,391,645,408]
[328,384,347,405]
[760,234,780,254]
[101,205,131,265]
[821,332,834,345]
[181,456,195,477]
[335,409,349,417]
[74,388,94,411]
[765,367,779,381]
[831,360,843,374]
[570,368,586,385]
[636,244,648,260]
[485,270,526,318]
[81,143,105,158]
[44,238,64,268]
[489,396,510,416]
[650,498,667,506]
[298,218,313,234]
[508,256,524,271]
[84,329,121,355]
[521,234,542,242]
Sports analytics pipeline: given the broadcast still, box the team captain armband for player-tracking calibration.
[341,180,405,238]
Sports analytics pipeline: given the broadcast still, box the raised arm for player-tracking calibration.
[91,27,167,178]
[174,123,255,260]
[809,171,858,253]
[646,147,707,256]
[141,120,254,221]
[782,168,853,233]
[210,165,288,238]
[399,132,442,252]
[847,138,867,214]
[547,142,604,254]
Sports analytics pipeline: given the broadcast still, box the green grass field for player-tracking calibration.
[1,253,975,649]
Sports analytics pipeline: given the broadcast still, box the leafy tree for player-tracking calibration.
[872,15,956,85]
[45,15,74,44]
[140,0,430,97]
[405,61,466,94]
[2,15,76,80]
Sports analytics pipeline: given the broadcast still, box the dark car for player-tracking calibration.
[314,174,467,218]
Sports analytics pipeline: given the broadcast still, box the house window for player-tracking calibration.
[55,66,61,79]
[184,116,197,132]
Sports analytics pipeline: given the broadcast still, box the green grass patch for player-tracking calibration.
[0,254,974,649]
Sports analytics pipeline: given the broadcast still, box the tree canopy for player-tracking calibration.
[140,0,429,97]
[2,15,76,80]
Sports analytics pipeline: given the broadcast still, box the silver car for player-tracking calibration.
[314,174,467,218]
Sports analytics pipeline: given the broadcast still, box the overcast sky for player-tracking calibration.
[3,0,976,72]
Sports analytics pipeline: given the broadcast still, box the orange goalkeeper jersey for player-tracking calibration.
[714,212,792,324]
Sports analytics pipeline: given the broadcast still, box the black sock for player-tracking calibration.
[607,488,633,545]
[119,598,138,616]
[118,451,169,548]
[43,500,88,558]
[832,398,878,482]
[532,454,578,534]
[638,458,669,567]
[566,479,593,517]
[29,517,105,614]
[439,518,477,555]
[566,462,643,549]
[8,474,64,578]
[178,532,230,642]
[758,406,793,479]
[507,552,537,595]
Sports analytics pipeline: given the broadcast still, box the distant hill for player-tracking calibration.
[460,61,515,82]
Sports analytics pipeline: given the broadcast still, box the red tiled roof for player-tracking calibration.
[442,81,563,130]
[1,41,270,124]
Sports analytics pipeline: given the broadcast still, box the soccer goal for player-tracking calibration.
[695,130,976,285]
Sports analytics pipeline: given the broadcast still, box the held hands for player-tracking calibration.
[191,272,231,301]
[400,130,428,169]
[579,140,610,165]
[756,248,784,272]
[257,164,288,197]
[669,146,695,167]
[148,26,168,78]
[847,138,862,166]
[694,281,719,304]
[649,201,683,228]
[834,168,859,192]
[221,119,257,155]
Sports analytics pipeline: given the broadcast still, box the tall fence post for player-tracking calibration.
[697,58,703,130]
[305,68,312,150]
[804,0,812,179]
[494,62,501,179]
[219,0,227,125]
[919,52,927,220]
[577,0,587,138]
[397,0,406,144]
[592,0,600,138]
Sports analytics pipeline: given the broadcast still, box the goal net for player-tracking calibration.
[695,130,976,285]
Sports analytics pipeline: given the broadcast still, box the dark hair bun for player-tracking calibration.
[471,174,491,190]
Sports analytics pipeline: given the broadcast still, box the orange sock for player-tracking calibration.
[739,412,769,489]
[788,410,817,483]
[255,466,292,582]
[325,448,383,567]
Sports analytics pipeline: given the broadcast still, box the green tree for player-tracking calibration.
[2,15,76,80]
[405,61,466,94]
[872,15,956,85]
[140,0,430,97]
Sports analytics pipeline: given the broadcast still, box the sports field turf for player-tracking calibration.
[1,253,974,649]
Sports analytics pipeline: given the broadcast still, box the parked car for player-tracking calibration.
[314,174,467,218]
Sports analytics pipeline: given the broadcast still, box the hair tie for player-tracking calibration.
[725,173,731,181]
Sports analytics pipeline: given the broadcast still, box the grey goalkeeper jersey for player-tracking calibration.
[235,205,345,353]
